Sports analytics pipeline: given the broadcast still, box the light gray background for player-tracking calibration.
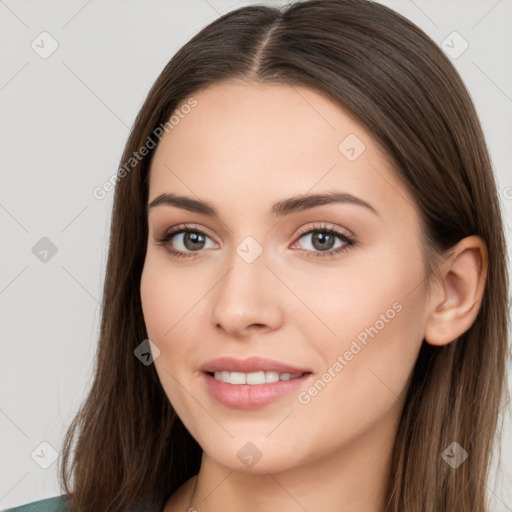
[1,0,511,509]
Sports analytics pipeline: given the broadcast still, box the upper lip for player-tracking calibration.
[200,357,312,374]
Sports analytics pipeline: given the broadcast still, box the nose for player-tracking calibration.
[210,245,284,338]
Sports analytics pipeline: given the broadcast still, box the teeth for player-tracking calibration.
[212,370,304,385]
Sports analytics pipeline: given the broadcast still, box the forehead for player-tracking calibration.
[148,81,417,221]
[152,81,372,169]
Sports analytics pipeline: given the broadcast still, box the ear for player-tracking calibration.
[424,235,488,346]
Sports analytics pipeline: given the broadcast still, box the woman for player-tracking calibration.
[5,0,509,510]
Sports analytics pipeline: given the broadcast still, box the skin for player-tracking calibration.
[139,81,488,512]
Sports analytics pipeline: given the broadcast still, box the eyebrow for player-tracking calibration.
[147,191,379,217]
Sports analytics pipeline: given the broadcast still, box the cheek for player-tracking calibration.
[287,240,424,348]
[140,264,172,342]
[288,271,425,456]
[139,256,200,413]
[139,252,213,375]
[299,241,427,398]
[140,251,194,340]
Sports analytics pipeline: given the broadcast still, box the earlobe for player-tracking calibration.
[424,235,488,347]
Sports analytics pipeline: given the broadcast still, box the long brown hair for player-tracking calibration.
[59,0,510,510]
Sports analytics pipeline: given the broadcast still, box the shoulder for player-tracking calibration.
[1,495,70,512]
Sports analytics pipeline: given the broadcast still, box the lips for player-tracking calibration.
[199,357,313,409]
[199,356,312,374]
[202,371,313,409]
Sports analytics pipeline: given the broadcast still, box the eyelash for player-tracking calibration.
[154,222,356,260]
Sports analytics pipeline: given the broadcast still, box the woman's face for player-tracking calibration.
[140,81,430,474]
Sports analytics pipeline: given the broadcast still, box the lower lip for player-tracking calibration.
[202,372,312,409]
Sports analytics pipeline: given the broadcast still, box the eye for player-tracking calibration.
[154,222,356,260]
[291,222,356,260]
[154,223,217,259]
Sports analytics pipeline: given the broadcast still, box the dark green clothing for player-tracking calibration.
[1,496,69,512]
[1,494,162,512]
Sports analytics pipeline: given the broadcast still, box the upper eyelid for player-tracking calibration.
[162,223,217,242]
[295,222,352,237]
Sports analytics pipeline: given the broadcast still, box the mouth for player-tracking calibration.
[201,369,313,409]
[199,356,314,409]
[206,370,310,385]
